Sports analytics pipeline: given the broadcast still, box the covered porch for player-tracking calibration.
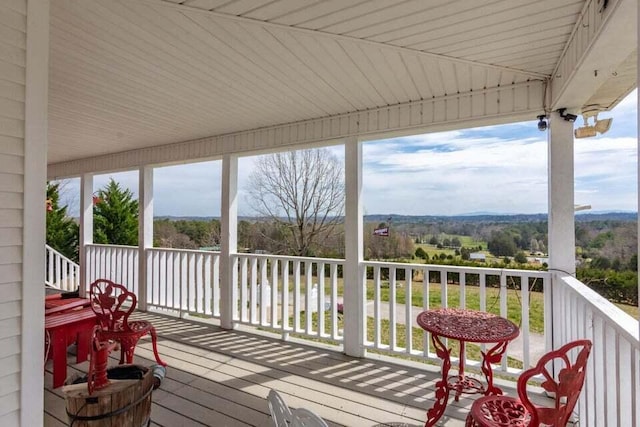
[44,311,516,427]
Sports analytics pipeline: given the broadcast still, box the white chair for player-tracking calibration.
[291,407,329,427]
[267,389,293,426]
[267,389,328,427]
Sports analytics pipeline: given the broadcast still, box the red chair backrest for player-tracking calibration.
[517,339,592,426]
[89,279,137,332]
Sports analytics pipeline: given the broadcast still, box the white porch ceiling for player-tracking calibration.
[47,0,637,173]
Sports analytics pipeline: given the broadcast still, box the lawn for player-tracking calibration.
[280,275,545,333]
[295,309,524,370]
[366,282,545,334]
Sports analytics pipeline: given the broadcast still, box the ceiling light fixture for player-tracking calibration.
[574,106,613,138]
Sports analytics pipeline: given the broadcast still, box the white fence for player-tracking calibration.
[553,275,640,427]
[146,248,220,317]
[78,244,640,425]
[45,244,80,291]
[362,261,549,377]
[85,244,139,294]
[231,254,343,342]
[81,246,547,373]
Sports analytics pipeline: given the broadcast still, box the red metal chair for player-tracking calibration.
[466,339,592,427]
[89,279,166,367]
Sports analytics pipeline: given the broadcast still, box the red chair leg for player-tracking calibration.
[125,340,138,364]
[150,327,167,366]
[117,340,129,364]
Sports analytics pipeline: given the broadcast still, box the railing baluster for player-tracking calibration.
[260,257,268,326]
[404,267,412,354]
[55,253,61,289]
[521,275,530,368]
[440,268,447,308]
[240,257,248,321]
[293,260,301,332]
[305,263,312,335]
[330,263,337,340]
[250,257,258,324]
[196,253,203,314]
[374,266,381,349]
[459,271,466,309]
[499,274,508,371]
[213,254,220,317]
[422,267,429,357]
[389,266,396,351]
[271,259,278,328]
[281,259,290,338]
[205,252,212,316]
[317,262,325,337]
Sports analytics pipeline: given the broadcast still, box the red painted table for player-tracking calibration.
[45,295,91,315]
[44,298,97,388]
[416,308,519,427]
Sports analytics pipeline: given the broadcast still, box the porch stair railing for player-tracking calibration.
[45,244,80,291]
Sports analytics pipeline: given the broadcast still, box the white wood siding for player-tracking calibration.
[0,0,25,423]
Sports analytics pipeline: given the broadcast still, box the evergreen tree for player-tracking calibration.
[93,179,139,245]
[46,182,79,261]
[514,252,528,264]
[487,231,517,257]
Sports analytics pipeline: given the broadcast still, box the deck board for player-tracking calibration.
[44,311,524,426]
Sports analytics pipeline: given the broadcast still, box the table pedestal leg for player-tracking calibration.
[481,340,508,396]
[425,334,451,427]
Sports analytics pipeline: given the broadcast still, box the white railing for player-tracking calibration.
[363,261,550,377]
[231,254,344,342]
[85,244,139,294]
[146,248,220,317]
[45,244,80,291]
[82,245,549,375]
[80,244,640,425]
[553,275,640,427]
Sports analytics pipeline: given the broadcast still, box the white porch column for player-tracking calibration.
[220,154,238,329]
[138,166,153,311]
[344,137,365,357]
[637,7,640,335]
[548,111,576,274]
[21,0,49,424]
[547,110,576,351]
[79,173,94,298]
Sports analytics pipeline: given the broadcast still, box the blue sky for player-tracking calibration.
[58,90,637,217]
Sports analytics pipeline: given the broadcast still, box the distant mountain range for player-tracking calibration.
[156,212,637,223]
[366,212,636,223]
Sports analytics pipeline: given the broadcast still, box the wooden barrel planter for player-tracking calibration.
[63,365,154,427]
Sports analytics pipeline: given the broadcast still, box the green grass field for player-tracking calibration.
[365,282,544,333]
[272,274,634,340]
[283,276,545,333]
[296,307,525,369]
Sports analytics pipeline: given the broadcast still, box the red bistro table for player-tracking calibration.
[44,297,97,388]
[416,308,519,427]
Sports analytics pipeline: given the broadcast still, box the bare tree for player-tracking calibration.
[246,148,345,256]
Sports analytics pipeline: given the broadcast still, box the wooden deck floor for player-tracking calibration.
[44,311,521,427]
